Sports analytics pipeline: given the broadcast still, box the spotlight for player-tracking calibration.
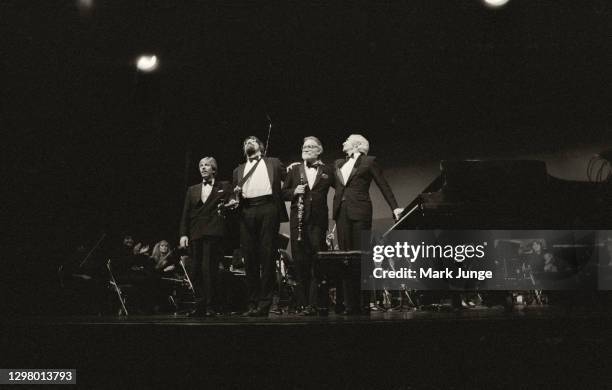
[483,0,510,8]
[136,55,159,72]
[77,0,93,9]
[77,0,94,16]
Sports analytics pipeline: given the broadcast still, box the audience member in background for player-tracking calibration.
[150,239,192,312]
[543,252,559,273]
[111,234,157,314]
[151,240,177,273]
[523,240,545,274]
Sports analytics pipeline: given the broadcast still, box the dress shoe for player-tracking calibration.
[299,306,317,316]
[268,306,283,315]
[241,308,258,317]
[286,307,298,315]
[334,304,345,314]
[252,308,269,317]
[187,308,207,318]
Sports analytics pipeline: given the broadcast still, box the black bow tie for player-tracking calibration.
[306,161,321,168]
[248,156,261,163]
[203,180,213,186]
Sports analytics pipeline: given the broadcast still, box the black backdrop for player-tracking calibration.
[3,0,610,265]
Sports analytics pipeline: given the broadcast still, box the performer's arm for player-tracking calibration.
[279,159,287,183]
[221,181,233,203]
[281,167,296,201]
[179,189,190,247]
[370,158,400,214]
[330,161,339,189]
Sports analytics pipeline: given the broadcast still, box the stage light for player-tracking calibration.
[483,0,510,8]
[77,0,93,8]
[136,55,159,72]
[77,0,94,16]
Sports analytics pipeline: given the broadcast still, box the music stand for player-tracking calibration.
[106,259,128,316]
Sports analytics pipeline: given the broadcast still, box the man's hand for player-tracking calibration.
[393,208,404,220]
[133,243,141,255]
[180,236,189,248]
[294,184,306,195]
[287,162,301,172]
[225,198,239,210]
[139,245,150,254]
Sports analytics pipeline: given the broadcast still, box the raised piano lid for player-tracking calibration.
[387,159,610,232]
[440,160,548,196]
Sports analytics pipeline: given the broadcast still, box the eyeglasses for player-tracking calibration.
[302,145,319,150]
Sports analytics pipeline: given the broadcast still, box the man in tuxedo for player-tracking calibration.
[179,157,232,317]
[333,134,403,314]
[283,136,334,315]
[232,136,288,316]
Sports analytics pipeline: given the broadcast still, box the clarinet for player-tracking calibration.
[297,175,305,242]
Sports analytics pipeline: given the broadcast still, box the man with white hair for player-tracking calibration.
[332,134,403,315]
[282,136,334,315]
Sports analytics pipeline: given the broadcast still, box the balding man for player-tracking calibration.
[180,157,232,317]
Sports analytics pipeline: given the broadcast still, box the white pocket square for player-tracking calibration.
[217,190,224,192]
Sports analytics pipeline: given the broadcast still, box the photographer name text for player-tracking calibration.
[372,267,493,281]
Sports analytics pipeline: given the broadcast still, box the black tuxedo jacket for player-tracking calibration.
[179,180,232,240]
[332,155,398,222]
[232,156,289,223]
[282,162,333,231]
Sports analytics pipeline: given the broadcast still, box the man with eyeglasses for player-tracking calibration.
[283,136,334,315]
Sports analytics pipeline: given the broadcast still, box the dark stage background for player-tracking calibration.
[2,1,610,313]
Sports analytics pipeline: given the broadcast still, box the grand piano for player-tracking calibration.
[385,160,611,295]
[391,159,610,231]
[318,159,611,308]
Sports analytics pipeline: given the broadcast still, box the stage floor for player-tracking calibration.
[10,304,612,326]
[4,305,612,389]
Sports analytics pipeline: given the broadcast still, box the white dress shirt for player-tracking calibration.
[304,161,318,189]
[201,178,215,203]
[340,152,360,185]
[242,158,272,198]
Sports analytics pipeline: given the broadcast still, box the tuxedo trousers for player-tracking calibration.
[336,202,371,312]
[240,200,279,311]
